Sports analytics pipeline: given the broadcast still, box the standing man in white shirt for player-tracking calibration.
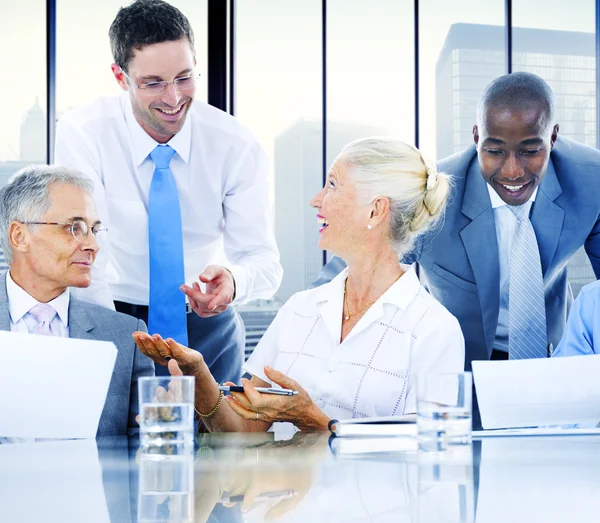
[54,0,282,381]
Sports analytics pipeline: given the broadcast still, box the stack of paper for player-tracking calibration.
[472,353,600,432]
[331,415,417,437]
[0,330,117,439]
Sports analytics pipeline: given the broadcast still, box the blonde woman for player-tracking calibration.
[134,137,465,432]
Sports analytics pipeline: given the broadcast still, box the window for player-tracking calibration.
[419,1,505,160]
[235,0,322,355]
[513,0,597,296]
[236,0,322,304]
[0,0,46,270]
[513,0,596,149]
[327,0,415,166]
[0,0,47,178]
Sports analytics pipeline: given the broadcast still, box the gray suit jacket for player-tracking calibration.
[0,273,155,437]
[314,136,600,368]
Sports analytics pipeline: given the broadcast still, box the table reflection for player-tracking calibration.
[192,433,475,523]
[138,445,195,522]
[3,432,600,522]
[475,436,600,522]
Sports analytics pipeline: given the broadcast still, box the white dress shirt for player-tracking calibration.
[487,184,538,353]
[55,93,282,309]
[244,266,465,431]
[6,272,69,337]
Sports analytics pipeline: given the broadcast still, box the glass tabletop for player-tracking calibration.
[1,432,600,522]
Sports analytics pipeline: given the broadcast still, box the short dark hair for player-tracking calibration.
[109,0,195,72]
[477,72,556,133]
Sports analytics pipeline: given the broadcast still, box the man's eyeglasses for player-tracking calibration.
[121,68,200,96]
[23,220,108,242]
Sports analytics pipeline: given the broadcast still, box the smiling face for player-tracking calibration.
[114,38,196,143]
[309,161,369,258]
[474,104,558,206]
[12,184,101,299]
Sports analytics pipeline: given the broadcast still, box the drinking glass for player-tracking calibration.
[417,372,472,452]
[138,376,195,449]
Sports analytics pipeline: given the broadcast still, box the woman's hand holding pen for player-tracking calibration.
[225,366,331,431]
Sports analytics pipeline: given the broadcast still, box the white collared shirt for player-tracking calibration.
[487,183,538,352]
[55,93,282,308]
[6,271,70,337]
[244,266,465,429]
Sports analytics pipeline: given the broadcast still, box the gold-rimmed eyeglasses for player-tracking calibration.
[23,220,107,242]
[121,68,200,96]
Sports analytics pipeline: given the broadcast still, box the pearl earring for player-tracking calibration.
[367,224,373,230]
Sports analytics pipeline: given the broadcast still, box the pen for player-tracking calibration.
[219,490,297,504]
[218,385,299,396]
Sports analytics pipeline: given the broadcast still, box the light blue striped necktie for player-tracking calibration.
[508,201,547,359]
[148,145,188,346]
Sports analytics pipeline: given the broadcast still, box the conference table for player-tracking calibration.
[1,431,599,522]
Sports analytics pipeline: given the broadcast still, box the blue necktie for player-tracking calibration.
[148,145,188,346]
[508,202,547,359]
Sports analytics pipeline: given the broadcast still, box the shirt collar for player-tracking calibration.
[123,93,192,167]
[6,271,70,327]
[486,182,538,209]
[314,263,421,311]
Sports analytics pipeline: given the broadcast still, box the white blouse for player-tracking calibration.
[244,266,465,425]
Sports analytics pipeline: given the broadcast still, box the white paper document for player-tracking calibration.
[0,330,117,439]
[472,354,600,429]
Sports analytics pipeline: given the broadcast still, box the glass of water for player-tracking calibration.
[417,372,472,452]
[138,376,195,449]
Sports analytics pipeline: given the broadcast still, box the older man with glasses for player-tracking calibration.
[0,165,154,438]
[54,0,282,384]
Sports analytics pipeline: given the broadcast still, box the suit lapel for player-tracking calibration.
[0,272,11,331]
[531,159,564,275]
[459,158,500,352]
[68,299,95,340]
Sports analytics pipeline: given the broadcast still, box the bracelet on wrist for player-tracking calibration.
[195,390,224,419]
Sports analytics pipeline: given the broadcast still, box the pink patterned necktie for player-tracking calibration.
[28,303,58,336]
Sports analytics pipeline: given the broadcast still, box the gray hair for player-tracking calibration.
[0,165,94,265]
[476,72,556,134]
[336,137,451,258]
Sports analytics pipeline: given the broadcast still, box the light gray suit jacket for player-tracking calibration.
[0,273,154,437]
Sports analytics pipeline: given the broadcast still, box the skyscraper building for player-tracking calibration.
[20,97,46,163]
